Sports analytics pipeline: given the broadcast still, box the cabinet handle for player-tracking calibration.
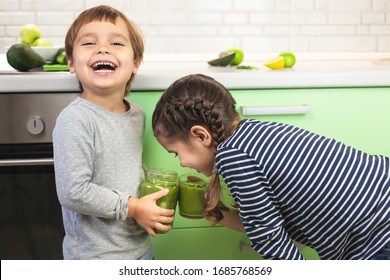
[0,158,54,167]
[239,242,254,253]
[242,105,309,116]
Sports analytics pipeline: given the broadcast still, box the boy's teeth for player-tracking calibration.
[92,62,116,71]
[94,62,115,67]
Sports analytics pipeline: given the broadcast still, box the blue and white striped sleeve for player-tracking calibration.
[217,147,304,260]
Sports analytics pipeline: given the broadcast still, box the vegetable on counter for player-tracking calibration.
[236,65,259,70]
[207,52,236,67]
[6,43,45,72]
[54,47,67,65]
[207,48,245,67]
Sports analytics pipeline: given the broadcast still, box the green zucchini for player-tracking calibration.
[6,43,45,71]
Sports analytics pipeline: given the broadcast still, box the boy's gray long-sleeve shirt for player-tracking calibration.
[53,97,150,259]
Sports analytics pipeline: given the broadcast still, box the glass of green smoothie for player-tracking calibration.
[139,168,179,233]
[178,174,207,219]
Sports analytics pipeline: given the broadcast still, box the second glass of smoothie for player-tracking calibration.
[178,174,207,219]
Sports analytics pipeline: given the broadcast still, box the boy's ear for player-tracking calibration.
[190,125,212,147]
[67,58,75,74]
[132,59,142,75]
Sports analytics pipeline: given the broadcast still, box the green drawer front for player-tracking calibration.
[151,227,319,260]
[151,227,262,260]
[232,87,390,156]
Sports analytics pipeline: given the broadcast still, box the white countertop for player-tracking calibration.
[1,52,390,92]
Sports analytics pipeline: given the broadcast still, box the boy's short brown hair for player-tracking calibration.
[65,5,144,95]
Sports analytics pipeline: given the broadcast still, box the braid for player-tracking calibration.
[183,96,227,150]
[209,107,226,149]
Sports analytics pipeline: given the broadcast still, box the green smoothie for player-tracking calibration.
[139,168,179,233]
[178,174,207,219]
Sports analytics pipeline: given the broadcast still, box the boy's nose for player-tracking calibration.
[97,46,110,54]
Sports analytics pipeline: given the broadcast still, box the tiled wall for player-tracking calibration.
[1,0,390,53]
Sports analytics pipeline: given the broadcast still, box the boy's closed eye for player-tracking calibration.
[81,42,95,46]
[112,42,125,46]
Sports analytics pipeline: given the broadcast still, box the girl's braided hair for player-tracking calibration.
[152,74,240,222]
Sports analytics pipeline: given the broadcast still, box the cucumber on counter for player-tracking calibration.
[6,43,45,72]
[54,47,67,65]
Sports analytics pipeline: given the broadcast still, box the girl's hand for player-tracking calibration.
[207,209,246,233]
[128,189,175,237]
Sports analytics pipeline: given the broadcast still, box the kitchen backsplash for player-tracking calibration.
[0,0,390,53]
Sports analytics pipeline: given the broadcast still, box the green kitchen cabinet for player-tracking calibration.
[128,86,390,260]
[151,226,263,260]
[150,225,319,260]
[232,87,390,157]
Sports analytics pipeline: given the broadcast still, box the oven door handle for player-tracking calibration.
[0,158,54,166]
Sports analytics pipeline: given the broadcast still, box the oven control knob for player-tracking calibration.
[27,116,45,135]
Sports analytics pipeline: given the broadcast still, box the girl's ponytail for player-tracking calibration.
[204,173,229,223]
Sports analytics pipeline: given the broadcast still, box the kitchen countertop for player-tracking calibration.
[1,52,390,92]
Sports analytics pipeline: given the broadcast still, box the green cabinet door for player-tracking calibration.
[151,227,320,260]
[151,227,263,260]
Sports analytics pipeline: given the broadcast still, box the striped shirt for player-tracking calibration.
[215,119,390,260]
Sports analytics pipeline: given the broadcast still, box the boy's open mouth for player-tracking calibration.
[91,61,117,72]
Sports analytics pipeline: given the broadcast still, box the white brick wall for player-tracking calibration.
[0,0,389,53]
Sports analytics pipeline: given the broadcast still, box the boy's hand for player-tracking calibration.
[128,189,175,237]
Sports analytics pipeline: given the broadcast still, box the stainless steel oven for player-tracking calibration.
[0,92,78,259]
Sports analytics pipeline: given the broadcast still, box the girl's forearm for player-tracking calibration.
[207,209,246,233]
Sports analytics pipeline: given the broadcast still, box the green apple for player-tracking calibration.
[227,48,244,65]
[20,24,41,45]
[279,52,296,68]
[31,38,53,47]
